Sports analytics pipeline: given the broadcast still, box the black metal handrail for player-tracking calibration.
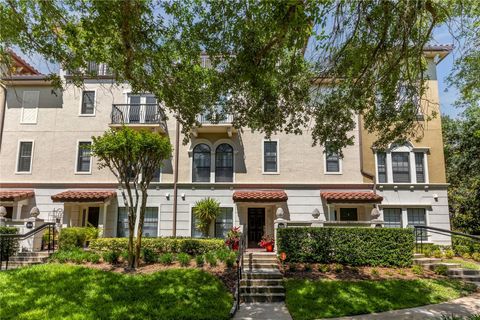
[0,222,56,270]
[111,104,165,125]
[230,233,246,317]
[414,225,480,253]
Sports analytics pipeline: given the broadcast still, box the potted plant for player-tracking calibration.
[259,234,275,252]
[193,198,221,237]
[225,227,241,251]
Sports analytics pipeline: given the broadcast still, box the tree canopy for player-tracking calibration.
[0,0,476,150]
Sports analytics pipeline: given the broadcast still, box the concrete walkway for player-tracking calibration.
[234,302,293,320]
[327,293,480,320]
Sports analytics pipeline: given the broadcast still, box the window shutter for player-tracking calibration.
[21,91,39,124]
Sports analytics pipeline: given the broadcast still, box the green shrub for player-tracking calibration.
[89,237,225,255]
[0,227,19,259]
[463,252,472,260]
[59,227,98,250]
[445,249,455,259]
[277,227,415,267]
[371,268,379,276]
[49,248,100,264]
[159,253,174,265]
[226,252,236,269]
[333,263,344,273]
[318,264,330,273]
[434,265,449,276]
[195,255,205,267]
[120,251,129,261]
[304,263,312,272]
[141,247,158,263]
[433,249,443,259]
[453,236,480,256]
[102,251,120,264]
[288,263,297,272]
[205,252,217,267]
[177,253,191,267]
[472,252,480,262]
[215,249,230,263]
[412,265,424,275]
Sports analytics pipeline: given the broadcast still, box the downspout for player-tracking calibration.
[0,83,7,153]
[358,114,376,193]
[172,117,180,237]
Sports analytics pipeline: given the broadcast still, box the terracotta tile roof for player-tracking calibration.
[0,190,35,201]
[321,191,383,203]
[233,190,288,202]
[51,190,116,203]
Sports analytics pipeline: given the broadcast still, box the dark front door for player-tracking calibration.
[87,207,100,228]
[248,208,265,248]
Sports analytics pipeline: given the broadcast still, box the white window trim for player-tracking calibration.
[20,91,40,124]
[15,140,34,175]
[190,139,214,183]
[79,89,97,116]
[74,140,93,174]
[375,147,429,184]
[323,144,342,175]
[213,139,236,183]
[262,138,280,175]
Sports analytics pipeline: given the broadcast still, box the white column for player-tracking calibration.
[409,152,416,183]
[401,208,408,228]
[386,152,393,183]
[423,153,429,183]
[210,151,215,182]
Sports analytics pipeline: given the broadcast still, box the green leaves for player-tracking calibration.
[193,198,221,237]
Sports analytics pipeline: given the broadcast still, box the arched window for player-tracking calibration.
[215,143,233,182]
[192,144,211,182]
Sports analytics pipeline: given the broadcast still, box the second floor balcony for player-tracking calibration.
[193,112,235,137]
[110,104,167,133]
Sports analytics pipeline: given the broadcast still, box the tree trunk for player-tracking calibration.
[134,189,148,268]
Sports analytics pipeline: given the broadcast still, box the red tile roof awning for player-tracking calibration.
[0,190,35,201]
[51,190,116,203]
[321,191,383,204]
[233,190,288,202]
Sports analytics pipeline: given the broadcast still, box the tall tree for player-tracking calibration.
[0,0,455,150]
[91,127,172,269]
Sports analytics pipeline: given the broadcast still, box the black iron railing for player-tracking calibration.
[230,233,246,317]
[0,222,56,270]
[197,113,233,124]
[111,104,165,125]
[414,225,480,253]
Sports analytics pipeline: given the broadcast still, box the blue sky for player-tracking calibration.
[17,25,462,118]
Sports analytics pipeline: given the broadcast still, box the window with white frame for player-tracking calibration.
[17,141,33,173]
[117,207,158,237]
[215,207,233,238]
[407,208,427,240]
[76,141,92,173]
[392,152,410,183]
[375,144,428,184]
[325,142,341,173]
[263,140,278,173]
[20,91,39,124]
[192,143,211,182]
[81,91,95,115]
[215,143,233,182]
[377,152,387,183]
[117,207,129,237]
[383,208,402,228]
[415,152,425,183]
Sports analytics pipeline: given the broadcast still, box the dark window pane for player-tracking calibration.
[117,207,129,237]
[392,152,410,183]
[325,143,340,172]
[339,208,358,221]
[215,143,233,182]
[264,141,278,172]
[377,152,387,183]
[384,208,402,228]
[407,208,427,240]
[81,91,95,114]
[193,144,211,182]
[143,207,158,237]
[415,152,425,183]
[215,208,233,238]
[17,141,33,172]
[191,210,203,238]
[77,142,92,172]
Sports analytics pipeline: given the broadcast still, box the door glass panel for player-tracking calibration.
[339,208,358,221]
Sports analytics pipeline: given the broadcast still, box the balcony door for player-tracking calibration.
[127,94,157,123]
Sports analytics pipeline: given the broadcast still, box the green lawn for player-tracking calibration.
[285,278,477,320]
[443,259,480,270]
[0,264,232,320]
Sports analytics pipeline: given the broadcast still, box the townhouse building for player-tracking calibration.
[0,46,452,246]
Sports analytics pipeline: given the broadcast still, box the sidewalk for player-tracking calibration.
[234,302,293,320]
[327,293,480,320]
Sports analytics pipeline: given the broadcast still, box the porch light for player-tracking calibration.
[0,206,6,217]
[30,206,40,218]
[165,193,170,200]
[312,208,320,219]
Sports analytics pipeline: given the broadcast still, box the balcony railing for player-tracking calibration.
[65,62,113,77]
[111,104,165,125]
[196,113,233,124]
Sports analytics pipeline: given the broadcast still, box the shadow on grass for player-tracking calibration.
[0,264,233,320]
[285,278,477,320]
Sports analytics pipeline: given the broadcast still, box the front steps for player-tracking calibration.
[414,254,480,287]
[1,251,51,270]
[241,252,285,303]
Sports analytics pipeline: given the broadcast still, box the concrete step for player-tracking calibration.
[240,279,284,287]
[240,285,285,294]
[448,268,480,276]
[16,251,51,257]
[242,293,285,303]
[244,252,277,256]
[242,263,279,270]
[422,263,461,270]
[9,257,48,263]
[414,253,425,258]
[242,271,283,280]
[243,258,278,264]
[414,258,442,265]
[1,261,42,267]
[450,275,480,282]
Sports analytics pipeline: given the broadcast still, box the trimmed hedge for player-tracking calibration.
[89,237,226,255]
[277,227,415,267]
[59,227,98,250]
[0,227,19,259]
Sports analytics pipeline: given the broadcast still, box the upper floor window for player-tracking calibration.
[324,142,341,174]
[17,141,34,173]
[81,91,95,115]
[377,152,387,183]
[192,144,211,182]
[392,152,410,183]
[20,91,39,124]
[76,141,92,173]
[415,152,425,183]
[215,143,233,182]
[263,140,278,174]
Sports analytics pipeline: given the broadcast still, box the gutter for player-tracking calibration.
[172,117,180,237]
